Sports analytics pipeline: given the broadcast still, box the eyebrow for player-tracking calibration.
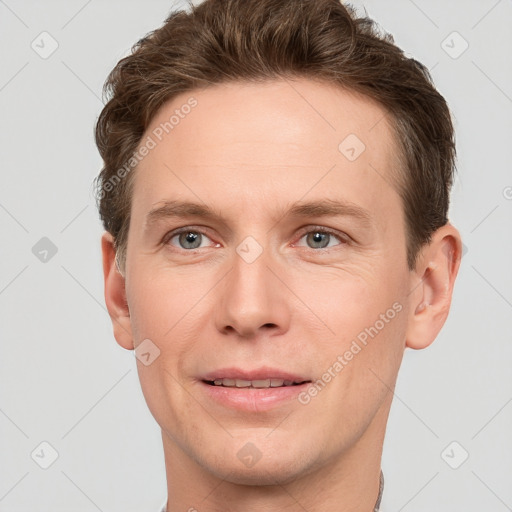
[144,198,374,231]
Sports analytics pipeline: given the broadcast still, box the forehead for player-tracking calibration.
[132,78,400,222]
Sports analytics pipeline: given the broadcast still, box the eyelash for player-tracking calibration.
[162,226,349,252]
[294,226,349,250]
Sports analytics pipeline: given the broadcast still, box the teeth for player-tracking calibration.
[251,379,271,388]
[211,378,302,388]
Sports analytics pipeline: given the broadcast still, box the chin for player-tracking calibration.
[211,461,307,487]
[199,441,317,487]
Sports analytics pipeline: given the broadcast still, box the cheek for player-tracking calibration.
[333,290,407,408]
[126,262,208,342]
[288,263,395,334]
[318,304,407,428]
[294,262,408,382]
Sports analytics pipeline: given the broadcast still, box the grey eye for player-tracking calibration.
[178,231,203,249]
[306,231,331,249]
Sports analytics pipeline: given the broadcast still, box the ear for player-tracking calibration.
[101,232,134,350]
[405,223,462,350]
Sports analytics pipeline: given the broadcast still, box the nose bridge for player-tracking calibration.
[215,239,289,337]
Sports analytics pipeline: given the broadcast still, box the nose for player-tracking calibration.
[214,244,291,338]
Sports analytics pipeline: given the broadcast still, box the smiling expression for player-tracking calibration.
[117,78,417,484]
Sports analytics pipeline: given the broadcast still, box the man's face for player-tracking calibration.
[123,78,414,484]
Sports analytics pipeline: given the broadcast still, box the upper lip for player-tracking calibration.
[201,366,310,383]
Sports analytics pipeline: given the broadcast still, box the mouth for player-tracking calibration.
[203,378,310,388]
[198,367,312,411]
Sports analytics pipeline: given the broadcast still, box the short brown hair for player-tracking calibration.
[94,0,456,273]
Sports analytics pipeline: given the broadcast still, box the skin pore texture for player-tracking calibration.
[101,78,462,512]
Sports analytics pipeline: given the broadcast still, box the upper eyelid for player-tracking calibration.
[294,225,346,238]
[163,225,216,243]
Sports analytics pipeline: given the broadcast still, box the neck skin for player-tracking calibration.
[161,392,391,512]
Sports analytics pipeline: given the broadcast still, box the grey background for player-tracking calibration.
[0,0,511,510]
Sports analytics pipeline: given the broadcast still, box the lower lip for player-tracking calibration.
[199,380,311,412]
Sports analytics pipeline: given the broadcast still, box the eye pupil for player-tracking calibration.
[179,231,201,249]
[307,231,329,249]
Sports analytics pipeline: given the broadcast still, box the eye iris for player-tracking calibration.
[307,231,329,248]
[179,231,201,249]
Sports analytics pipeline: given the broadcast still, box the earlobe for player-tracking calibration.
[405,223,462,350]
[101,232,134,350]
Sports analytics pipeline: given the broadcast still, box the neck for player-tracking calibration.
[161,394,390,512]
